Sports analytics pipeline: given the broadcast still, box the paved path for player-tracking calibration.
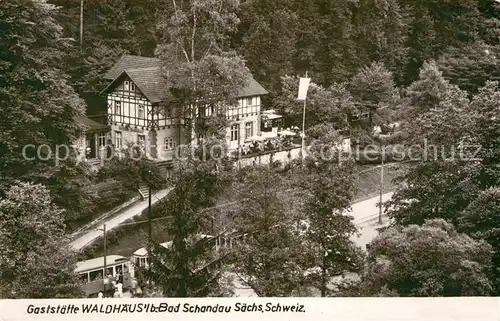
[70,188,172,250]
[351,192,394,225]
[350,192,393,249]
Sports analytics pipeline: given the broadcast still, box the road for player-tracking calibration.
[350,192,393,249]
[232,191,395,297]
[70,188,172,250]
[72,188,394,296]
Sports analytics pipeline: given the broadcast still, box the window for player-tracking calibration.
[246,97,253,106]
[98,133,106,147]
[137,134,146,146]
[198,106,206,118]
[115,131,122,149]
[79,274,89,283]
[131,83,136,91]
[114,101,121,115]
[89,270,103,281]
[210,106,215,116]
[138,104,145,119]
[245,122,253,138]
[230,124,239,141]
[164,137,176,150]
[105,267,114,277]
[124,81,130,90]
[261,116,272,132]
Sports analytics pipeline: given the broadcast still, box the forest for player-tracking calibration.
[1,0,500,298]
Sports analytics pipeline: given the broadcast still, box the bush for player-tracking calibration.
[97,156,167,192]
[94,179,136,212]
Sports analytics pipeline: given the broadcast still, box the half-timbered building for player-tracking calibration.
[101,54,269,161]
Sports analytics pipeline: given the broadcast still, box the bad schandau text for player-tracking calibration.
[26,302,306,314]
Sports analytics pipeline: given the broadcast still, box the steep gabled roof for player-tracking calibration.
[102,54,268,101]
[75,115,110,133]
[101,67,167,103]
[104,55,159,80]
[238,76,268,97]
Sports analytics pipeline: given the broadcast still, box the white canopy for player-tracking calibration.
[133,241,172,257]
[266,114,283,120]
[245,135,266,142]
[262,109,283,120]
[278,130,296,136]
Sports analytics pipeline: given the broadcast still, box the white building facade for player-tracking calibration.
[101,55,269,161]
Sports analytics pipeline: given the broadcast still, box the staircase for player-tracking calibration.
[138,184,150,201]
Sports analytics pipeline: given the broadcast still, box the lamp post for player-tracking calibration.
[96,224,107,295]
[379,145,384,225]
[301,73,307,161]
[146,170,153,285]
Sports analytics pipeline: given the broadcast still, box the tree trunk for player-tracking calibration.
[321,256,327,297]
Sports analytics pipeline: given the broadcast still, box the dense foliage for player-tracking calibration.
[297,156,364,296]
[3,0,500,298]
[362,219,493,296]
[0,182,83,298]
[147,151,232,297]
[230,167,307,296]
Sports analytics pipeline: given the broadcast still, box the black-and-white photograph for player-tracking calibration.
[1,0,500,302]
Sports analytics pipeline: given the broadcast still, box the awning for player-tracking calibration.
[261,133,278,139]
[266,114,283,120]
[75,116,110,133]
[245,136,266,142]
[278,130,296,136]
[261,110,283,120]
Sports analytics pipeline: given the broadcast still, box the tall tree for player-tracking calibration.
[362,219,494,296]
[147,142,231,297]
[235,0,299,96]
[274,75,353,131]
[467,81,500,189]
[0,0,85,179]
[0,0,99,225]
[387,70,500,227]
[352,0,409,85]
[457,188,500,293]
[231,166,307,296]
[386,61,477,226]
[437,42,500,95]
[399,0,484,83]
[297,156,364,297]
[155,0,250,142]
[349,62,399,129]
[0,182,83,298]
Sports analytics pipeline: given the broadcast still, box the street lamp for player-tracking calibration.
[147,170,152,246]
[379,144,384,225]
[146,170,153,286]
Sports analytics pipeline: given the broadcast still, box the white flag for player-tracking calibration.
[297,77,311,100]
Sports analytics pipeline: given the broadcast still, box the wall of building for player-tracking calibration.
[107,78,152,128]
[226,114,260,150]
[224,95,262,151]
[105,76,267,157]
[155,126,183,161]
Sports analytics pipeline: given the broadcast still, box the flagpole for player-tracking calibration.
[301,71,308,162]
[80,0,84,50]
